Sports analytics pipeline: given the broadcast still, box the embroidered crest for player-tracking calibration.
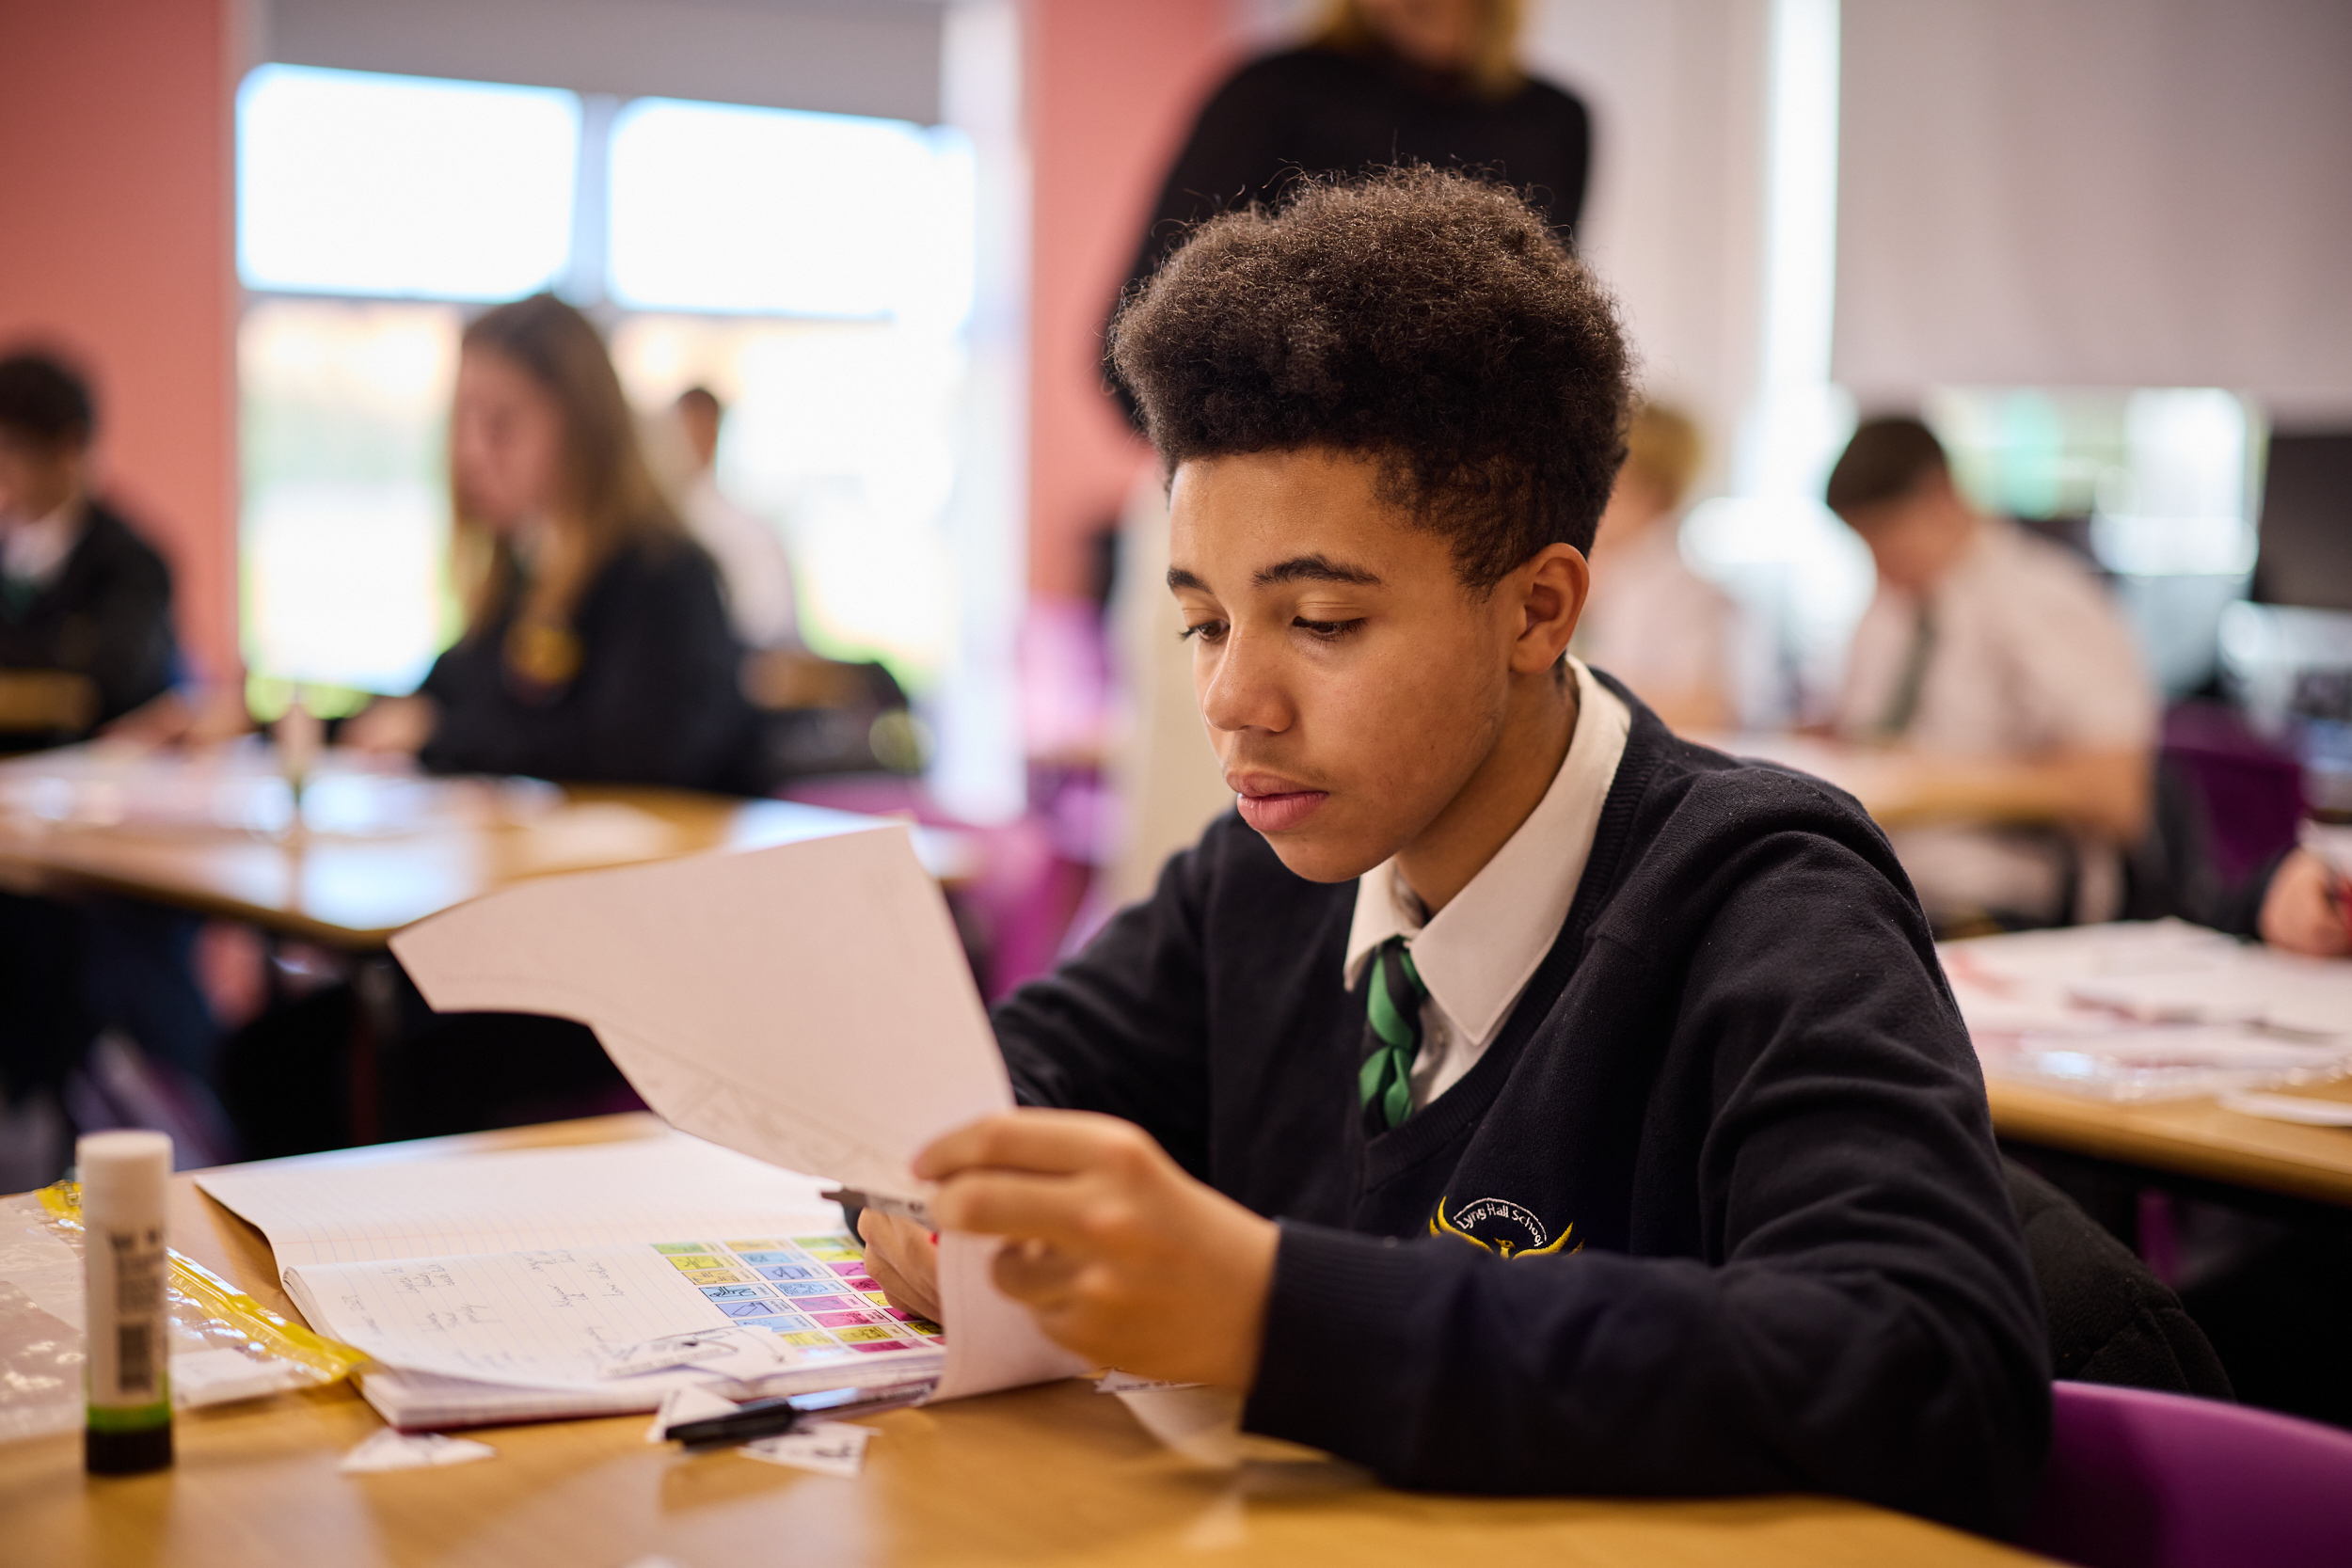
[1429,1196,1576,1259]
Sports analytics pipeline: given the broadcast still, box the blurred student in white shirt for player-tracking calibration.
[1826,416,2156,932]
[673,387,798,649]
[1577,403,1738,733]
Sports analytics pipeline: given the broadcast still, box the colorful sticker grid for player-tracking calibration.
[649,1233,942,1355]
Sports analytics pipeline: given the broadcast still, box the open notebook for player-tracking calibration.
[198,1134,944,1430]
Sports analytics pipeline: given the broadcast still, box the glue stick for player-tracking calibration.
[80,1130,174,1474]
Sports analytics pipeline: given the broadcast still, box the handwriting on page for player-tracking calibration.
[288,1234,942,1391]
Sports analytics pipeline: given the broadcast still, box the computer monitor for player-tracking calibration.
[2253,431,2352,612]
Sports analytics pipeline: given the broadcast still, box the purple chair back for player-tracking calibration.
[2020,1381,2352,1568]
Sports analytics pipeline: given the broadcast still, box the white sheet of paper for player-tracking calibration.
[930,1233,1087,1399]
[341,1428,497,1473]
[739,1420,873,1478]
[389,826,1008,1201]
[386,827,1083,1402]
[196,1133,836,1266]
[2219,1091,2352,1127]
[282,1246,843,1389]
[644,1382,740,1442]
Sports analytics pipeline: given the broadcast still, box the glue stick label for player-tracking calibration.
[87,1217,170,1423]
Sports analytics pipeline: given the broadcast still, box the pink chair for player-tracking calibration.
[2019,1381,2352,1567]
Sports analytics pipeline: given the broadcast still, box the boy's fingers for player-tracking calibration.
[930,1168,1096,1243]
[916,1108,1149,1181]
[992,1236,1080,1304]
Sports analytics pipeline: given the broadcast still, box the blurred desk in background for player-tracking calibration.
[1987,1076,2352,1212]
[0,1115,2042,1568]
[0,742,977,949]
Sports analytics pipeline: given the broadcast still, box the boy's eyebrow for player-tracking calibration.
[1165,556,1387,593]
[1251,554,1384,588]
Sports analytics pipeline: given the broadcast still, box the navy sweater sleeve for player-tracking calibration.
[994,833,1216,1175]
[1243,818,2049,1532]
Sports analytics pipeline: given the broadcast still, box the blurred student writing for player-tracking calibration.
[0,353,179,750]
[1826,417,2154,931]
[0,352,222,1180]
[1576,403,1737,732]
[345,296,763,795]
[673,386,798,650]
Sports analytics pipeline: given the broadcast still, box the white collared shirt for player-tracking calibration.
[1343,657,1631,1111]
[2,499,82,589]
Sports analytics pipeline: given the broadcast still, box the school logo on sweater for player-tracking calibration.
[1429,1196,1576,1259]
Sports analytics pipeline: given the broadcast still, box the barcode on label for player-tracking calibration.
[117,1322,153,1395]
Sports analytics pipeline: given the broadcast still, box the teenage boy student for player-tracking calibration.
[1824,417,2157,932]
[861,171,2049,1533]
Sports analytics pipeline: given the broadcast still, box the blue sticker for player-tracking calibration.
[737,1314,810,1334]
[699,1283,769,1303]
[718,1297,780,1319]
[754,1263,820,1280]
[734,1251,800,1266]
[771,1279,845,1297]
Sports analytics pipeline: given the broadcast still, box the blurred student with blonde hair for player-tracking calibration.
[345,294,761,794]
[1578,402,1739,732]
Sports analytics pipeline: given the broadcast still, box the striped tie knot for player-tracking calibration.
[1359,935,1428,1132]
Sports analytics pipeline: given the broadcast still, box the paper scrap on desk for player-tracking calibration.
[171,1348,311,1408]
[341,1428,497,1473]
[2219,1092,2352,1127]
[1096,1370,1203,1393]
[739,1420,873,1478]
[645,1382,740,1442]
[391,825,1086,1403]
[1111,1386,1246,1468]
[601,1325,799,1381]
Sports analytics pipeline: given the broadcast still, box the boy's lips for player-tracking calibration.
[1231,772,1329,833]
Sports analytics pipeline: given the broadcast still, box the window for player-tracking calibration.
[607,100,974,325]
[235,67,992,723]
[237,66,580,302]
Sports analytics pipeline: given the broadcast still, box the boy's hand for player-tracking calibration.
[857,1209,945,1325]
[916,1108,1279,1389]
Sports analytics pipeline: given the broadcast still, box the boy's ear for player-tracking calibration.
[1509,544,1589,675]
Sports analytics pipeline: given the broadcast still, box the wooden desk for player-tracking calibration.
[0,1117,2042,1568]
[1990,1076,2352,1210]
[0,758,971,949]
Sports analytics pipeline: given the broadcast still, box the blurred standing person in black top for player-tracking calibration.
[0,352,218,1184]
[344,294,762,796]
[1114,0,1591,402]
[0,352,179,751]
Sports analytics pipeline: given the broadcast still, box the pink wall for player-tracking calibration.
[0,2,1235,666]
[1023,0,1240,600]
[0,0,242,682]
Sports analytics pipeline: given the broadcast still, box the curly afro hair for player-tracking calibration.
[1108,166,1631,590]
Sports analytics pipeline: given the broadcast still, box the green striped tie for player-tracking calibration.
[1359,936,1428,1132]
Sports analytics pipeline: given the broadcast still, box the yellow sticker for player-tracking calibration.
[834,1326,896,1342]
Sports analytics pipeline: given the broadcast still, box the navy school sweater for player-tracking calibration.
[992,679,2051,1534]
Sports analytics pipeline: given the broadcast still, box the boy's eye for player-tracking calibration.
[1294,617,1365,641]
[1179,620,1228,643]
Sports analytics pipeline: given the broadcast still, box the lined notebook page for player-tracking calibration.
[196,1134,836,1265]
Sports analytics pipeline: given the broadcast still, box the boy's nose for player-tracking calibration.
[1198,629,1293,736]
